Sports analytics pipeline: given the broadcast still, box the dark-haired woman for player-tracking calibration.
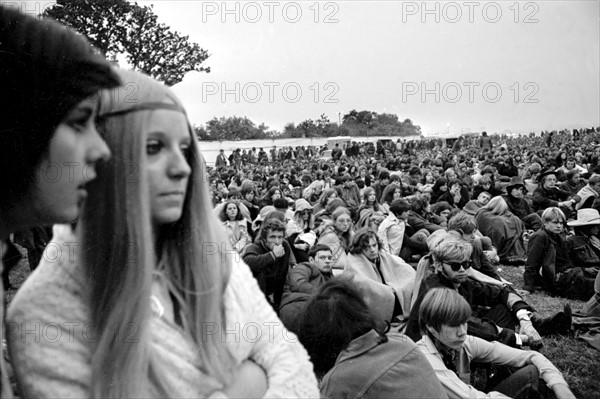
[430,177,448,204]
[219,201,251,254]
[0,8,121,397]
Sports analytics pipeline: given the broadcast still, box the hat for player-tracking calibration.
[295,198,313,213]
[506,176,524,189]
[296,232,317,247]
[537,168,557,184]
[567,209,600,226]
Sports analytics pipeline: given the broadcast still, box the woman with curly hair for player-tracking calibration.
[302,180,324,205]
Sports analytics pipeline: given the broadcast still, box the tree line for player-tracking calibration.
[195,111,422,141]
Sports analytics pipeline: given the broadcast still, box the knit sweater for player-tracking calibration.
[6,225,319,398]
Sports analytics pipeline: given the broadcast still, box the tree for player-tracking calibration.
[205,116,269,141]
[44,0,210,86]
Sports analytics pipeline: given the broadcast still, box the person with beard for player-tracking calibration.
[406,231,572,349]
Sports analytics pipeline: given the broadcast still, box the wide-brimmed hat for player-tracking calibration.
[537,169,558,184]
[567,209,600,226]
[295,198,313,213]
[506,176,525,189]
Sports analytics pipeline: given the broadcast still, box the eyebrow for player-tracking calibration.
[146,130,191,143]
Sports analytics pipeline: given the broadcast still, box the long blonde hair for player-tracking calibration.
[81,69,233,397]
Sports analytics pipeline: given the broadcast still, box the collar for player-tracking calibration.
[336,330,386,363]
[1,238,22,275]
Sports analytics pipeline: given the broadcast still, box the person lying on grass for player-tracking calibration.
[417,287,576,399]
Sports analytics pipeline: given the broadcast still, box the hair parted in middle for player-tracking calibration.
[82,68,234,397]
[348,227,382,255]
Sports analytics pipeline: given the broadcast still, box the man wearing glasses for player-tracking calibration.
[406,232,571,349]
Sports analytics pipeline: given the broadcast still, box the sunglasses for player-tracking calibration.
[443,260,472,272]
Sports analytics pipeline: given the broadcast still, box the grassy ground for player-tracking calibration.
[483,265,600,399]
[4,250,600,398]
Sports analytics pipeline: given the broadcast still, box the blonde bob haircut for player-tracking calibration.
[483,196,509,216]
[426,230,473,263]
[541,207,566,224]
[81,69,233,397]
[418,287,472,336]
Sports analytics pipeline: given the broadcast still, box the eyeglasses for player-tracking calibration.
[443,260,472,271]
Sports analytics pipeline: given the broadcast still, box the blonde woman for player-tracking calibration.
[7,69,319,398]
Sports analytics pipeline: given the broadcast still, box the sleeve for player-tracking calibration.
[6,239,93,398]
[523,233,546,292]
[387,225,404,256]
[466,336,568,389]
[223,259,320,398]
[288,265,317,294]
[317,232,346,269]
[242,244,277,276]
[418,340,510,399]
[532,188,558,210]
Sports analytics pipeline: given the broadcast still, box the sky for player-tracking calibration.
[7,0,600,136]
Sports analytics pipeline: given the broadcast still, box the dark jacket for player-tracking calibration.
[243,239,296,309]
[407,212,443,233]
[567,235,600,268]
[279,262,332,332]
[437,186,470,209]
[524,227,571,293]
[532,186,572,211]
[406,272,531,344]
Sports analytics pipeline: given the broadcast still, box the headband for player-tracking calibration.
[98,102,187,119]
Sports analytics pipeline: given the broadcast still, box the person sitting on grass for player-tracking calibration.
[343,228,416,333]
[298,278,448,399]
[279,244,334,333]
[406,230,572,350]
[417,287,576,399]
[524,207,584,298]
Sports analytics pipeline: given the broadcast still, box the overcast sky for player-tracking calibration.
[8,0,599,135]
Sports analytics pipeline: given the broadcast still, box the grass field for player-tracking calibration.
[4,250,600,398]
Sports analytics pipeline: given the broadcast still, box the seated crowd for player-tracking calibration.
[2,6,598,398]
[208,129,600,397]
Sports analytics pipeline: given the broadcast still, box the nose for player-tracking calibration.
[88,124,111,163]
[457,324,467,337]
[168,148,192,179]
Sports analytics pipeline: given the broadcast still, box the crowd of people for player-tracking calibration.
[1,6,599,399]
